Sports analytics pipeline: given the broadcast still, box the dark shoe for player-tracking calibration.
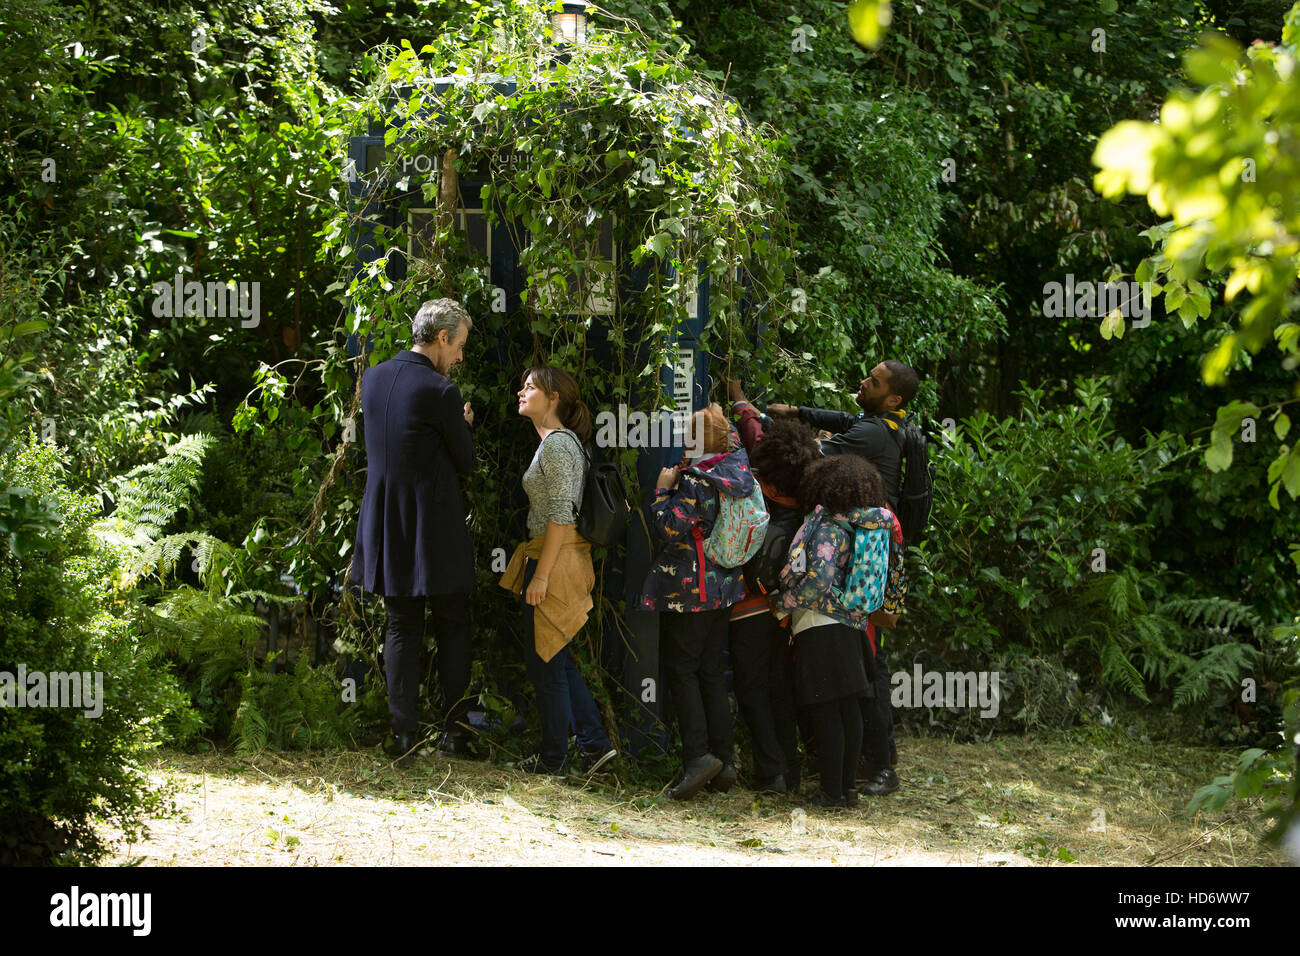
[861,768,900,796]
[807,788,847,809]
[438,728,480,759]
[384,730,419,768]
[512,753,566,777]
[580,747,618,776]
[670,754,723,800]
[752,773,787,794]
[844,788,860,808]
[708,762,738,793]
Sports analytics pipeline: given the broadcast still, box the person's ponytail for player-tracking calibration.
[564,398,593,442]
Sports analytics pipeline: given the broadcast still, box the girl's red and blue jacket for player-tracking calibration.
[639,448,755,613]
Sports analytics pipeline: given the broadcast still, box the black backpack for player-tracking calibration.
[555,431,630,549]
[742,498,806,596]
[889,421,935,548]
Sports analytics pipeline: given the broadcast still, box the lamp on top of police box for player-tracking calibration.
[550,2,589,46]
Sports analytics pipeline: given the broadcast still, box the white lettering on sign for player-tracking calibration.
[671,348,694,445]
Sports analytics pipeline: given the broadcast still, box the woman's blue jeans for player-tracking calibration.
[521,559,612,770]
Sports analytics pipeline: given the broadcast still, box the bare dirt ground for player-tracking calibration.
[100,732,1284,867]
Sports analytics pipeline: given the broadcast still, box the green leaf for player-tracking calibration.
[847,0,892,50]
[1206,400,1259,472]
[1274,413,1291,441]
[1184,34,1242,88]
[4,320,47,339]
[1188,777,1233,815]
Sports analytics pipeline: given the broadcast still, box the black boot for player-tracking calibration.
[861,768,899,796]
[384,730,419,768]
[670,754,723,800]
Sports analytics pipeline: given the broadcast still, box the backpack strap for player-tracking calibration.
[543,429,589,524]
[549,427,591,465]
[691,523,708,602]
[685,471,720,602]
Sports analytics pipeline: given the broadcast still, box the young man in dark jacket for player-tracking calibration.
[349,298,478,765]
[768,360,918,510]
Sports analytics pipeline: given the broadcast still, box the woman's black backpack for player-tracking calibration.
[557,432,630,549]
[742,498,807,596]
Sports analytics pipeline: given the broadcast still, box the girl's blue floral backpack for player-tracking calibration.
[782,506,899,613]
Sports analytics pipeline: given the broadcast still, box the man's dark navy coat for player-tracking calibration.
[350,349,476,597]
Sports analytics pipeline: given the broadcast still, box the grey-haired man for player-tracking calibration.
[350,298,478,763]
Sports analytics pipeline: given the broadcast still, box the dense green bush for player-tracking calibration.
[0,439,196,864]
[904,379,1184,674]
[1,207,214,494]
[894,378,1298,737]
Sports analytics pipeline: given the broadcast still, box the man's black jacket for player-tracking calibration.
[798,405,906,510]
[350,350,476,597]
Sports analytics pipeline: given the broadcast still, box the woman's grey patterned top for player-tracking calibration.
[522,428,587,539]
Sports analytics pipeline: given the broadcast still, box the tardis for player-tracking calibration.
[344,26,759,754]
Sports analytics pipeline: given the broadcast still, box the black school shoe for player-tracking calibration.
[512,753,567,777]
[438,728,482,760]
[806,788,847,809]
[708,762,738,793]
[384,730,420,768]
[751,773,787,794]
[669,754,723,800]
[579,747,618,775]
[861,768,900,796]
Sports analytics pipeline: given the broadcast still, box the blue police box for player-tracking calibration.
[346,72,756,755]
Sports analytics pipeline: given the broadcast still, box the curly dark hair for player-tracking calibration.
[750,420,820,497]
[799,455,887,512]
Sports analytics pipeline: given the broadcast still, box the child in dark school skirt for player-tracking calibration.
[779,455,906,807]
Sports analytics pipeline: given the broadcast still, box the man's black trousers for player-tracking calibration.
[383,593,473,736]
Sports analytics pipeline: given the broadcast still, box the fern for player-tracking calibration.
[1098,637,1149,702]
[233,664,350,753]
[93,434,216,580]
[1172,642,1259,708]
[235,694,269,753]
[1159,596,1263,633]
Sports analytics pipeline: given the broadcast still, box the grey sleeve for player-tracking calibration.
[535,433,585,526]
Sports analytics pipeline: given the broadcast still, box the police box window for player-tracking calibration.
[407,207,490,263]
[529,215,616,315]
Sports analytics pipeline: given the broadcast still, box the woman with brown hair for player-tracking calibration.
[498,366,616,776]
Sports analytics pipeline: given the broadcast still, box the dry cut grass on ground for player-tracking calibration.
[100,730,1285,867]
